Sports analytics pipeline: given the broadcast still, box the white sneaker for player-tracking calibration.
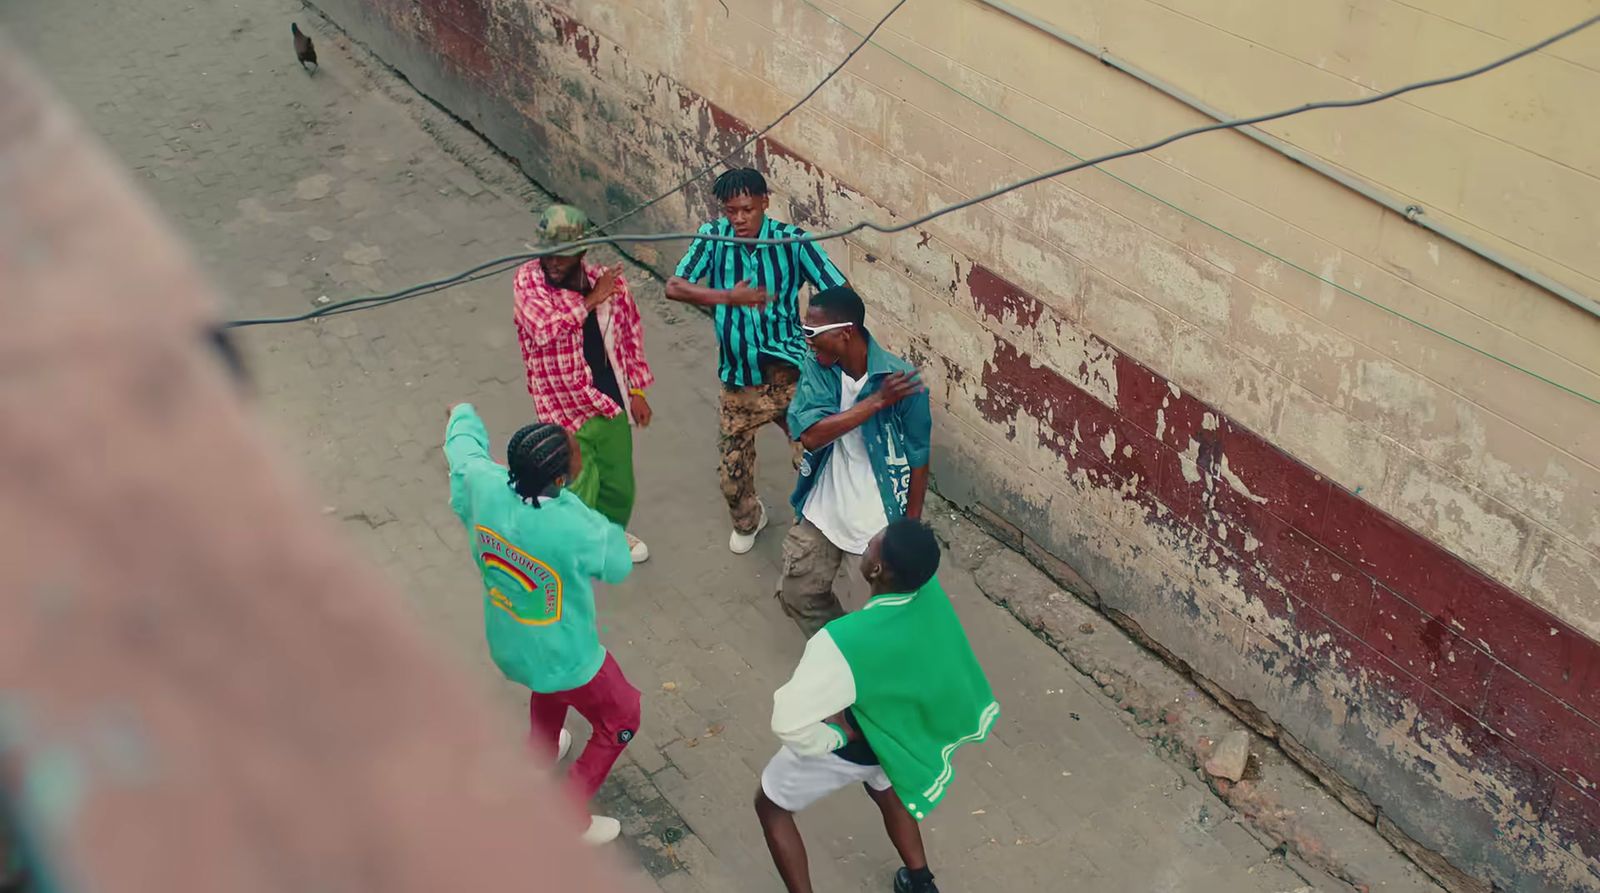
[626,532,649,563]
[729,502,769,554]
[582,815,621,845]
[557,728,572,761]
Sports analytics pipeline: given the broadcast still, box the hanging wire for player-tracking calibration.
[794,0,1600,406]
[590,0,910,232]
[223,11,1600,407]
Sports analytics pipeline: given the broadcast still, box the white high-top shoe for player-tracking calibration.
[729,502,768,555]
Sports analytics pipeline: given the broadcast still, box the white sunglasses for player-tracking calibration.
[800,321,854,338]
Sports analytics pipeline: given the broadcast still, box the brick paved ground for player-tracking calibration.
[4,2,1435,890]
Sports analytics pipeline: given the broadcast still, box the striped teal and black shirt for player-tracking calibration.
[674,215,848,387]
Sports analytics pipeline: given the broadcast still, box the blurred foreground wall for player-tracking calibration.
[0,33,628,893]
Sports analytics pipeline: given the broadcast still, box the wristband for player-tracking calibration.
[824,722,848,750]
[629,388,646,398]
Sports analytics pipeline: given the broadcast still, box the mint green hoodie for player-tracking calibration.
[445,404,632,693]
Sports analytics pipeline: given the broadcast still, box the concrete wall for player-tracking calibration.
[312,0,1600,887]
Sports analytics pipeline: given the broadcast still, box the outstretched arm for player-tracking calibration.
[444,403,493,521]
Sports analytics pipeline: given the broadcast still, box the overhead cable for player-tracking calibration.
[223,13,1600,407]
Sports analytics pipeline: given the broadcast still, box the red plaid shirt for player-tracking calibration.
[512,259,654,432]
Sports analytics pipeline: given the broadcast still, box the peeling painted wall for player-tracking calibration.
[311,0,1600,888]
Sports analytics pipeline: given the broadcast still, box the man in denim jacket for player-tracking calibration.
[779,286,932,637]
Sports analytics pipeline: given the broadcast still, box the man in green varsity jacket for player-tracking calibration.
[755,519,999,893]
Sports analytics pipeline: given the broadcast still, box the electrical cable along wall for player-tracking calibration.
[303,0,1600,888]
[967,0,1600,322]
[231,12,1600,416]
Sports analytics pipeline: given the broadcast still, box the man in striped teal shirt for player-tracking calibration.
[667,169,849,554]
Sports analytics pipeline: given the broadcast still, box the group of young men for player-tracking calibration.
[445,169,998,893]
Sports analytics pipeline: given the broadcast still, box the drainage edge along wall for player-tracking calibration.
[307,2,1600,890]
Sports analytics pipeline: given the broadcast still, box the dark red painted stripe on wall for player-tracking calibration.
[966,262,1599,842]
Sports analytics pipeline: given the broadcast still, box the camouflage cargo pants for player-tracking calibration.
[719,363,801,534]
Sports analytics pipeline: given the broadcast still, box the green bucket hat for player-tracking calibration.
[530,204,590,256]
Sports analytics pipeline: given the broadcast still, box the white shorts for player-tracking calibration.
[760,745,891,812]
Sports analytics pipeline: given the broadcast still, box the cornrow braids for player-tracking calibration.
[712,168,768,203]
[505,422,571,505]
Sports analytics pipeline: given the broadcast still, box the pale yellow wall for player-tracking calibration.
[993,0,1600,293]
[568,0,1600,639]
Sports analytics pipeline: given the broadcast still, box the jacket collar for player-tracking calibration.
[831,333,901,379]
[862,587,920,610]
[864,334,902,377]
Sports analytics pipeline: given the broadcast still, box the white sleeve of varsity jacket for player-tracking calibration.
[770,630,857,756]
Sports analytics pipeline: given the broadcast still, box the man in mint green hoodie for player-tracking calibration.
[445,403,640,845]
[756,519,999,893]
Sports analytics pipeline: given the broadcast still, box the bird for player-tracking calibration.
[292,23,318,73]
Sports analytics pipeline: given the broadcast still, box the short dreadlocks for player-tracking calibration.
[712,168,768,203]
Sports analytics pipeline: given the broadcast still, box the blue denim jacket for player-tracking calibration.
[787,335,932,522]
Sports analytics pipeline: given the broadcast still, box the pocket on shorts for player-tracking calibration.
[780,523,820,580]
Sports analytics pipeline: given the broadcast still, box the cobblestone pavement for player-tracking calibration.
[6,2,1404,890]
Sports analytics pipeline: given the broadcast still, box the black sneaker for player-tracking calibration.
[894,867,940,893]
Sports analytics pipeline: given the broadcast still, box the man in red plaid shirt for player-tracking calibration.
[514,204,654,563]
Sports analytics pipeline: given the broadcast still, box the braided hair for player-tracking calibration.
[713,168,768,202]
[505,423,571,505]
